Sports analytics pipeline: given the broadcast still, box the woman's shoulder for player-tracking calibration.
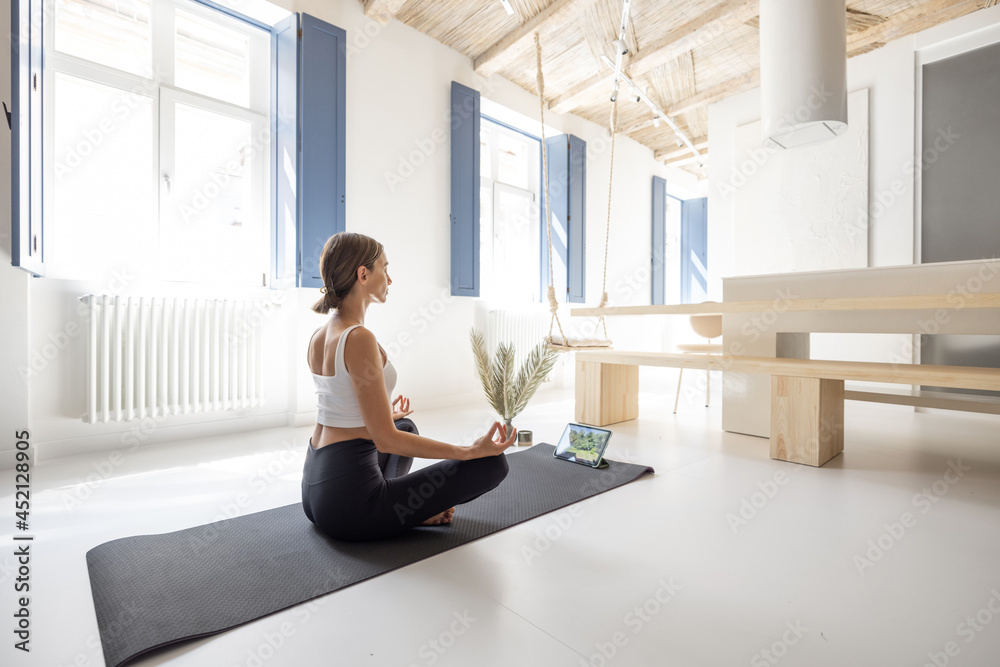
[340,324,377,354]
[340,325,386,376]
[310,322,370,374]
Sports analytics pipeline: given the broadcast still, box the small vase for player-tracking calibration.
[502,417,514,433]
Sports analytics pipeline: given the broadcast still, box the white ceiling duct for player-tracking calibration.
[760,0,848,149]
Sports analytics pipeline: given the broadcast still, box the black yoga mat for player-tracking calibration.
[86,443,654,667]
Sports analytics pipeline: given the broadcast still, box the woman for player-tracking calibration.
[301,232,514,541]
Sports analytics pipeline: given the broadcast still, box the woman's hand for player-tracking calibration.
[466,421,517,459]
[391,394,413,420]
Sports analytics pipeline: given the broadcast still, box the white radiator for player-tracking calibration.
[81,295,263,423]
[485,308,549,370]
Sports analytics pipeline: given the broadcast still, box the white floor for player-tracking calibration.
[13,384,1000,667]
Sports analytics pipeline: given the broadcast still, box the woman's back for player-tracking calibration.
[308,319,396,448]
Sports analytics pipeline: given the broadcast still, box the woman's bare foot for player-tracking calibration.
[421,507,455,526]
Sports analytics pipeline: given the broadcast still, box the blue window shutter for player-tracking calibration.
[450,82,480,297]
[651,176,666,305]
[271,13,298,290]
[542,135,586,303]
[567,135,586,303]
[542,135,568,302]
[10,0,45,276]
[680,197,708,304]
[298,13,346,288]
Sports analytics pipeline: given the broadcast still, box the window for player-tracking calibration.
[496,132,531,190]
[652,176,666,305]
[479,117,542,305]
[450,88,586,302]
[53,0,153,77]
[13,2,345,289]
[35,0,273,286]
[680,197,708,304]
[543,133,586,304]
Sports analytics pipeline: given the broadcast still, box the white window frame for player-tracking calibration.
[479,117,542,305]
[42,0,272,286]
[491,181,539,303]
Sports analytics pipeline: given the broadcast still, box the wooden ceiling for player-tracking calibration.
[362,0,989,179]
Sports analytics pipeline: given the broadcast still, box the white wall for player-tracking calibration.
[707,7,1000,365]
[708,35,916,292]
[1,0,699,463]
[710,5,1000,288]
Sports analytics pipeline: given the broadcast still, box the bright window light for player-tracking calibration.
[480,118,543,305]
[175,8,251,108]
[162,103,256,285]
[44,0,273,286]
[50,73,156,280]
[54,0,153,77]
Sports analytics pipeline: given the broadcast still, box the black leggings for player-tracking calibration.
[301,418,509,541]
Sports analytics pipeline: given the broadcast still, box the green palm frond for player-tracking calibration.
[470,329,502,414]
[500,342,516,417]
[512,342,544,399]
[489,344,507,415]
[470,328,558,421]
[509,342,559,416]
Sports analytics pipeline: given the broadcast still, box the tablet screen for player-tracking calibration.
[553,423,612,467]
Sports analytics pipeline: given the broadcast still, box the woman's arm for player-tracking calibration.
[345,327,509,460]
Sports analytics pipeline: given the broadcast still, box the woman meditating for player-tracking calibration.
[302,232,514,541]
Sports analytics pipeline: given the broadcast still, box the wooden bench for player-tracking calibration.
[570,292,1000,317]
[571,294,1000,417]
[844,387,1000,415]
[574,350,1000,467]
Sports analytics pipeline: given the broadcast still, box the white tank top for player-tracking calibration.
[312,325,397,428]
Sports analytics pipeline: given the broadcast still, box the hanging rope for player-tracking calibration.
[535,33,615,349]
[535,33,568,346]
[597,98,619,340]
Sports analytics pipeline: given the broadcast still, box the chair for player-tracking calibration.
[673,313,723,413]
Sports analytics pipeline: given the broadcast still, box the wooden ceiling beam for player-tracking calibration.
[549,71,609,114]
[621,118,654,135]
[473,0,585,77]
[628,0,758,79]
[549,0,757,114]
[666,69,760,117]
[362,0,410,25]
[664,153,706,169]
[654,136,708,162]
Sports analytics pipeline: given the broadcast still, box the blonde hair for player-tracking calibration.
[311,232,384,314]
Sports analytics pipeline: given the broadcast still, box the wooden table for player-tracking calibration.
[570,258,1000,466]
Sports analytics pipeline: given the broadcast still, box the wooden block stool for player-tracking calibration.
[575,360,639,426]
[770,375,845,467]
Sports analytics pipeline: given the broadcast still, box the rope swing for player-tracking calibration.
[535,33,613,351]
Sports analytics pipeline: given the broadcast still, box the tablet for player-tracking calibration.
[553,423,613,469]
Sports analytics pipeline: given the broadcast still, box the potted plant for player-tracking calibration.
[470,328,559,435]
